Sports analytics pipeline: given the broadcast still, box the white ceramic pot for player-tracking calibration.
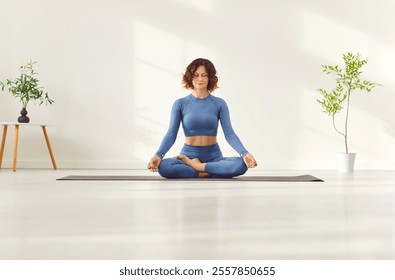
[337,153,356,173]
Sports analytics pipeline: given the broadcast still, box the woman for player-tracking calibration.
[147,58,257,178]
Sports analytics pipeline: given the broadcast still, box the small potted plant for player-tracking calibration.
[316,53,380,172]
[0,60,54,123]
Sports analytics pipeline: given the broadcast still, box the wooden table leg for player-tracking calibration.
[42,126,57,170]
[13,125,20,172]
[0,125,8,169]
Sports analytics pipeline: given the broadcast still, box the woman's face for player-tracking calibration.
[192,65,209,90]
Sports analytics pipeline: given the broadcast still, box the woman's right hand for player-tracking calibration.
[147,155,161,172]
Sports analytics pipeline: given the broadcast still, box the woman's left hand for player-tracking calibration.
[243,153,258,168]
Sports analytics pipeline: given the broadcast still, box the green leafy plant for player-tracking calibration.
[316,53,380,153]
[0,60,54,108]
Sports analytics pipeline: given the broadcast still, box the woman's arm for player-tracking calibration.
[155,99,182,159]
[219,99,249,157]
[219,99,258,168]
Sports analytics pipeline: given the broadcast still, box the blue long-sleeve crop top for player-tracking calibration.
[155,94,248,158]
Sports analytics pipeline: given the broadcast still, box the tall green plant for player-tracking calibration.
[316,53,380,153]
[0,60,54,108]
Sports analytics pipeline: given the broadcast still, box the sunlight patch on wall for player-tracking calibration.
[134,21,184,73]
[132,21,185,161]
[171,0,213,13]
[185,41,215,62]
[300,9,395,88]
[300,10,369,62]
[369,41,395,86]
[346,105,394,160]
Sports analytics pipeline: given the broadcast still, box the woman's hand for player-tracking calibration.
[243,153,257,168]
[147,155,161,172]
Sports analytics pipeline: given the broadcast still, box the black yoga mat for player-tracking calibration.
[57,175,323,182]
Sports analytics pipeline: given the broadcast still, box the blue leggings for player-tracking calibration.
[158,143,248,178]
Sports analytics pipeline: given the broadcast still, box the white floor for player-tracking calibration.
[0,169,394,260]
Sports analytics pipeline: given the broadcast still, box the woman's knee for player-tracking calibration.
[230,158,248,176]
[158,158,177,178]
[212,157,247,177]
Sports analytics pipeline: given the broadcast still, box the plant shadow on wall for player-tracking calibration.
[0,60,54,123]
[316,53,381,172]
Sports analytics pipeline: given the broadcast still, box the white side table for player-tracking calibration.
[0,122,57,172]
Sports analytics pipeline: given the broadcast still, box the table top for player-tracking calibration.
[0,122,51,127]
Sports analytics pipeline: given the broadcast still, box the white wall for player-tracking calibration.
[0,0,394,170]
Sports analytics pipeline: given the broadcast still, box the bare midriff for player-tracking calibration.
[185,136,217,146]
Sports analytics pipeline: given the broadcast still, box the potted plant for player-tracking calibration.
[0,60,54,123]
[316,53,380,173]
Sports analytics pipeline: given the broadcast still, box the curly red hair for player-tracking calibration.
[182,58,218,92]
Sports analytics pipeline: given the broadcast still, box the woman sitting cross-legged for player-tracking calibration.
[147,58,257,178]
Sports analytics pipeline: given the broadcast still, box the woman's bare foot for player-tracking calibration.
[198,171,212,178]
[192,158,212,177]
[176,155,206,172]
